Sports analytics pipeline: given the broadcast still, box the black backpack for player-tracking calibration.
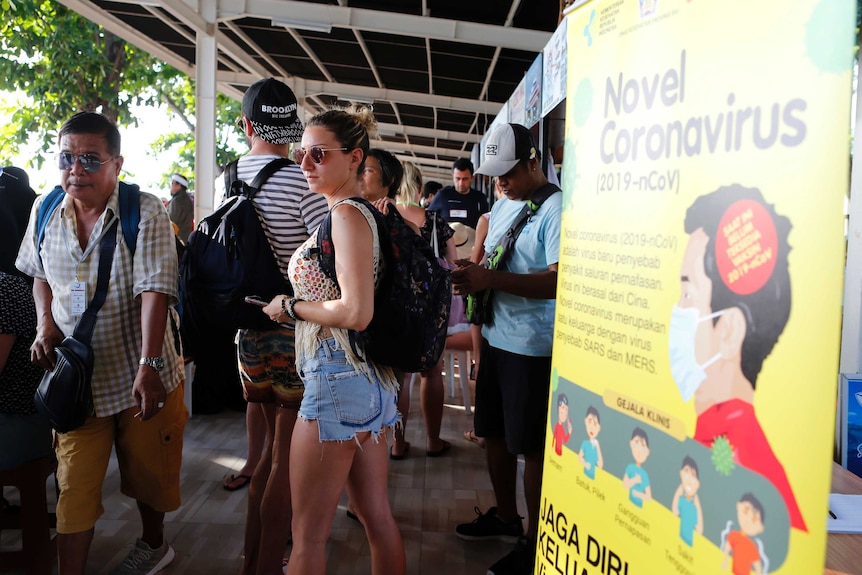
[316,198,452,373]
[179,158,293,351]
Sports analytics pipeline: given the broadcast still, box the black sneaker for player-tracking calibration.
[455,506,524,543]
[487,537,535,575]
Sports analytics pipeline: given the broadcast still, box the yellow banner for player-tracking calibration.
[541,0,854,573]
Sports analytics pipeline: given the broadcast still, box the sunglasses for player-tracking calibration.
[292,146,348,164]
[56,152,116,173]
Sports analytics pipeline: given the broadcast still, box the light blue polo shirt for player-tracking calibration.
[481,189,562,356]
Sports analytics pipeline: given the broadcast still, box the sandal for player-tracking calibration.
[463,429,485,448]
[223,473,251,491]
[427,440,452,457]
[389,442,410,460]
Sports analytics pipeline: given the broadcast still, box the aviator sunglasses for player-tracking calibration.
[56,152,117,173]
[292,146,348,164]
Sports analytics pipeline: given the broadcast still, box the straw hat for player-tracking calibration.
[450,222,476,260]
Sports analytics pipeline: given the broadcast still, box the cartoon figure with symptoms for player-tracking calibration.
[578,405,603,478]
[551,393,573,456]
[622,427,651,507]
[671,456,704,546]
[721,493,769,575]
[670,185,805,531]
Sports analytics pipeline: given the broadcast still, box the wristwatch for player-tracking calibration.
[139,356,165,373]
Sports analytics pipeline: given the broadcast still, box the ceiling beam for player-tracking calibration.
[370,140,469,158]
[377,123,481,144]
[219,0,551,52]
[216,72,502,115]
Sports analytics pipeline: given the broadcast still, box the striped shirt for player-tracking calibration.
[215,154,328,279]
[16,185,183,417]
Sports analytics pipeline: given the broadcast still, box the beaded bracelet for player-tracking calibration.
[280,296,288,321]
[287,297,305,321]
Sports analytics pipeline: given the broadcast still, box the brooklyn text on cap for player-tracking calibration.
[474,123,538,177]
[171,173,189,187]
[242,78,304,144]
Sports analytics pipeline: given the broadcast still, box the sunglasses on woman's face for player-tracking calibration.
[56,152,116,173]
[293,146,348,165]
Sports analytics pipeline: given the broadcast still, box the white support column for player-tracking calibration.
[194,0,218,224]
[839,71,861,374]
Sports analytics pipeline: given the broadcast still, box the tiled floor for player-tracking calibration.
[2,367,526,574]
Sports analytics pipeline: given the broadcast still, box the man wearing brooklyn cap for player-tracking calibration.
[452,123,562,575]
[240,77,305,144]
[221,77,327,574]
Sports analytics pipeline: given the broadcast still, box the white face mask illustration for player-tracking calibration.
[669,305,724,401]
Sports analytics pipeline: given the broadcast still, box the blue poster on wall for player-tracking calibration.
[844,377,862,478]
[524,54,543,128]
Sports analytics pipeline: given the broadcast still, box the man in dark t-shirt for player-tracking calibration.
[427,157,489,228]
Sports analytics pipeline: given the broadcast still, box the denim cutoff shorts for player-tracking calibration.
[297,338,399,442]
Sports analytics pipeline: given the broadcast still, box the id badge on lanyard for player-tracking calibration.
[70,281,88,315]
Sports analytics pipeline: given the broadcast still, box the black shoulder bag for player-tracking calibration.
[465,183,560,326]
[34,219,119,433]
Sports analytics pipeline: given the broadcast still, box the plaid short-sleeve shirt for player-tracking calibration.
[16,184,183,417]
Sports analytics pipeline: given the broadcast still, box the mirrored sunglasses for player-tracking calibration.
[292,146,348,164]
[56,152,116,173]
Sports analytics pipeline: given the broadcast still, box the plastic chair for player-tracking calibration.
[444,349,472,415]
[0,455,56,574]
[407,349,473,415]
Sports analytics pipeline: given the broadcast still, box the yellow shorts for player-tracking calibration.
[237,328,303,407]
[54,385,188,534]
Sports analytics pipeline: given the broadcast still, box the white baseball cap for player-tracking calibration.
[475,123,538,177]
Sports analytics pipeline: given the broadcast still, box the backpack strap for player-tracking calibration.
[248,158,294,198]
[225,157,294,200]
[486,183,561,271]
[316,197,385,286]
[36,186,66,257]
[36,182,141,261]
[117,181,141,255]
[224,160,240,197]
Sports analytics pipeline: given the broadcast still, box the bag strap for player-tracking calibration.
[431,213,441,258]
[226,157,294,200]
[224,160,239,197]
[72,219,120,343]
[117,181,141,255]
[485,183,560,271]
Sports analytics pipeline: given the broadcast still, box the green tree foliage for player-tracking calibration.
[149,77,242,191]
[0,0,243,189]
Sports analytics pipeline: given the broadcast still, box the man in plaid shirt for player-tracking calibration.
[16,112,186,575]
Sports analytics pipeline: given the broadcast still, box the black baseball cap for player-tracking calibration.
[241,78,304,144]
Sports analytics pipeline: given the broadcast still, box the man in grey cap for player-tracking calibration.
[452,123,562,575]
[223,77,328,575]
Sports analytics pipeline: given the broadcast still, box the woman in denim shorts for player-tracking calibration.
[263,105,405,575]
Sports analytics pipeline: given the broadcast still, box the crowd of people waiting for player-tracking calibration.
[0,77,561,575]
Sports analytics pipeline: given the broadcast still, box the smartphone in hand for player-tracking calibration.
[244,296,268,307]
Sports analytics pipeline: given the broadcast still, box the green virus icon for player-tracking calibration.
[711,436,736,476]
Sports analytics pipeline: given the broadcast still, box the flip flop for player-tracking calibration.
[223,473,251,491]
[463,429,485,448]
[389,442,410,460]
[427,440,452,457]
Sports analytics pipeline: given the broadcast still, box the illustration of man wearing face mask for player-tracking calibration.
[669,184,805,532]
